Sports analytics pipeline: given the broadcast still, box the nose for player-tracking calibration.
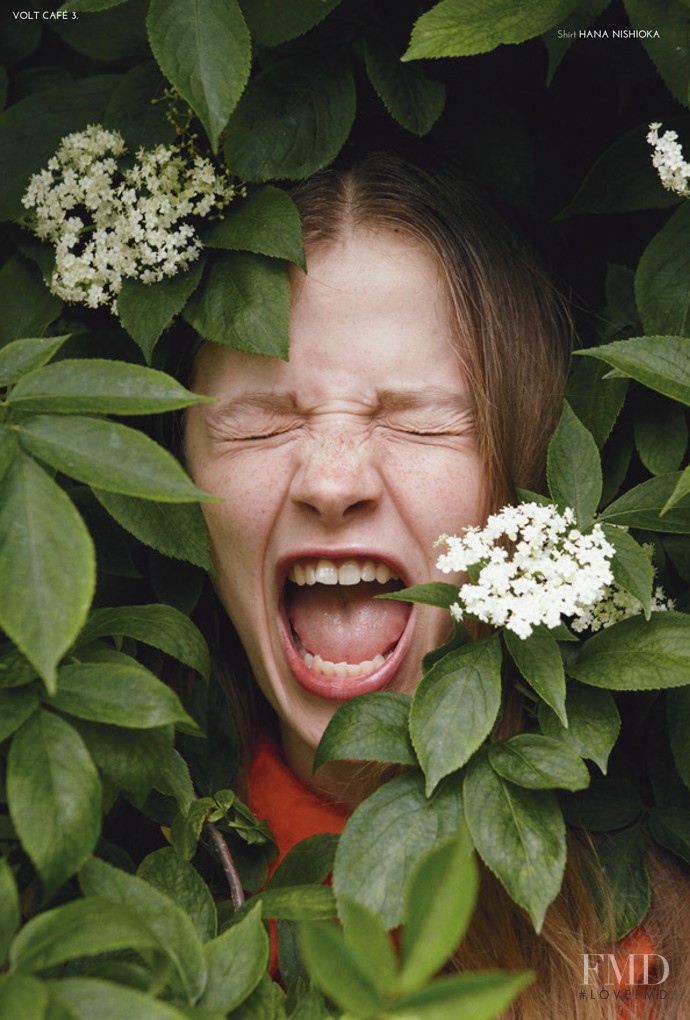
[289,424,383,524]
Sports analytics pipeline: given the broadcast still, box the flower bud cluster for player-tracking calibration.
[647,122,690,197]
[571,543,674,633]
[436,503,616,639]
[21,124,237,310]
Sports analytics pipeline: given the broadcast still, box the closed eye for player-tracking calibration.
[210,424,303,443]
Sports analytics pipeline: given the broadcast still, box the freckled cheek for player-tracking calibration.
[382,446,484,545]
[198,469,277,579]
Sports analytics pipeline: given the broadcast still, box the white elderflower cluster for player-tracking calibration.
[21,124,237,310]
[436,503,616,639]
[647,122,690,197]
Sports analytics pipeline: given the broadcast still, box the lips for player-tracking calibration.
[278,553,414,701]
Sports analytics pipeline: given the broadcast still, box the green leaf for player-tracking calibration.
[601,427,635,508]
[47,661,196,729]
[269,833,339,889]
[488,734,590,791]
[410,636,502,794]
[566,357,628,448]
[0,975,47,1020]
[546,401,601,524]
[464,754,566,933]
[147,0,250,152]
[18,416,210,503]
[600,524,654,615]
[74,721,175,807]
[0,453,95,689]
[634,396,688,476]
[201,902,268,1012]
[8,712,102,901]
[155,748,195,811]
[0,643,38,691]
[339,896,397,996]
[237,885,336,922]
[664,464,690,512]
[538,684,620,774]
[9,897,160,973]
[93,490,212,569]
[138,848,217,944]
[636,205,690,337]
[562,776,643,831]
[103,61,176,150]
[205,187,305,270]
[9,358,210,414]
[183,252,290,357]
[388,971,533,1020]
[578,336,690,406]
[560,124,680,216]
[313,692,415,772]
[171,798,213,861]
[403,0,578,60]
[399,829,478,995]
[0,425,17,483]
[0,858,20,966]
[76,604,209,681]
[117,258,206,363]
[0,686,39,743]
[0,256,62,346]
[504,626,567,726]
[52,0,149,63]
[623,0,690,107]
[596,825,650,940]
[297,920,384,1017]
[667,688,690,790]
[45,978,190,1020]
[224,54,356,182]
[79,856,207,1002]
[0,75,117,220]
[228,974,283,1020]
[662,534,690,582]
[599,472,690,532]
[238,0,341,46]
[378,581,460,608]
[0,335,68,386]
[364,37,445,137]
[333,771,463,929]
[648,806,690,866]
[568,611,690,690]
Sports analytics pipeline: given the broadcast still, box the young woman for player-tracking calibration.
[185,154,690,1019]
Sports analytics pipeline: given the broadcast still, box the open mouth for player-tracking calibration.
[279,556,413,700]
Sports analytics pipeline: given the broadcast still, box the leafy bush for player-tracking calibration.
[1,1,690,1017]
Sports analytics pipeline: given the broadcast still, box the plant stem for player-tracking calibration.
[205,818,244,910]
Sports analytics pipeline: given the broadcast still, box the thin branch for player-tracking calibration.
[205,819,245,911]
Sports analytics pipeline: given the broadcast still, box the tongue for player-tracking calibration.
[286,581,409,663]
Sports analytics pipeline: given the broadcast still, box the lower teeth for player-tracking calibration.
[294,634,392,677]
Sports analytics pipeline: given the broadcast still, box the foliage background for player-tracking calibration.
[1,0,690,1017]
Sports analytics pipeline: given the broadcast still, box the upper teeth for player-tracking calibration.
[288,558,400,586]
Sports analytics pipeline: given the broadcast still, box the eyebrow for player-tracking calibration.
[206,385,472,421]
[375,387,473,413]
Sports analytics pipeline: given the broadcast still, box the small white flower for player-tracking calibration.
[437,502,616,638]
[21,125,238,312]
[647,122,690,197]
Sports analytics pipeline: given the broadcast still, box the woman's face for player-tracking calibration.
[186,227,484,787]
